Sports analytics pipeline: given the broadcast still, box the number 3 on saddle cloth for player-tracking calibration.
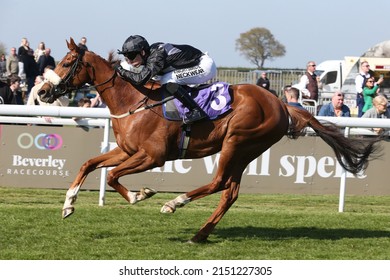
[163,82,232,121]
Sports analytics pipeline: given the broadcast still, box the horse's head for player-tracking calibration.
[39,37,92,103]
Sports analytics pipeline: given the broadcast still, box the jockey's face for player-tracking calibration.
[125,50,145,68]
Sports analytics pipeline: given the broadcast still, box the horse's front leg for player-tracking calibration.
[105,150,160,204]
[63,147,129,218]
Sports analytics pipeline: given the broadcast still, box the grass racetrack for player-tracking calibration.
[0,187,389,260]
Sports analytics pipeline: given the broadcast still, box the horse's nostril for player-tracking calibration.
[38,89,46,96]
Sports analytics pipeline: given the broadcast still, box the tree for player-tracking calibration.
[0,42,6,56]
[236,27,286,69]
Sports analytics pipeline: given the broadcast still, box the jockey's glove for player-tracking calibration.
[114,64,126,77]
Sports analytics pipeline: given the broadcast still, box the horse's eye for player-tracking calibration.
[63,63,70,67]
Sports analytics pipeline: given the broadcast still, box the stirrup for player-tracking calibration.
[183,108,207,124]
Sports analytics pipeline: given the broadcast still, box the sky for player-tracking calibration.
[2,0,390,69]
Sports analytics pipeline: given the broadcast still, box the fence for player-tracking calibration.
[214,69,305,96]
[1,105,390,212]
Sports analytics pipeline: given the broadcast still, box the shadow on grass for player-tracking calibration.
[169,226,390,243]
[212,226,390,241]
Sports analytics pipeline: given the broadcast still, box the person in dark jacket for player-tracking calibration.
[256,72,270,90]
[114,35,217,124]
[0,74,24,105]
[18,39,38,95]
[78,37,88,52]
[37,48,56,75]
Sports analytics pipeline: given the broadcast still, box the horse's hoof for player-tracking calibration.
[62,207,74,219]
[135,187,157,203]
[160,203,175,214]
[190,234,209,243]
[142,187,157,199]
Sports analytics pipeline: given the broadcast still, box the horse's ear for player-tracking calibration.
[67,37,79,52]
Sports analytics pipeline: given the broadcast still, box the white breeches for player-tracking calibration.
[158,53,217,87]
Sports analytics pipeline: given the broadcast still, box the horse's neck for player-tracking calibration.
[86,56,158,115]
[94,72,145,115]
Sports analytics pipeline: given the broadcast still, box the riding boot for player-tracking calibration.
[165,83,208,124]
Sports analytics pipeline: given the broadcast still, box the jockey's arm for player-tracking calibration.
[116,47,166,85]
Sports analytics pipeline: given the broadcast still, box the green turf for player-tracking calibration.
[0,187,389,260]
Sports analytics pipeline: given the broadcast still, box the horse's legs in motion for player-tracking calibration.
[161,147,249,242]
[62,147,156,218]
[104,149,162,204]
[191,176,242,243]
[63,147,128,218]
[161,134,278,242]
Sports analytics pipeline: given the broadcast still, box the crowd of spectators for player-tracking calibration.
[0,36,107,127]
[1,37,103,107]
[275,60,390,135]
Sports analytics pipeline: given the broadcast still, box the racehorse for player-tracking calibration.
[39,38,381,243]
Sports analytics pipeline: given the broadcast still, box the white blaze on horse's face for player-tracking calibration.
[44,69,62,86]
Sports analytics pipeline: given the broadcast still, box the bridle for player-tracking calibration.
[52,51,117,98]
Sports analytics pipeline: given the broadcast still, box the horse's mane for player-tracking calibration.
[85,50,119,69]
[107,50,120,66]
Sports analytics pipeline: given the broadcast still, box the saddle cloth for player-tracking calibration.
[163,82,232,121]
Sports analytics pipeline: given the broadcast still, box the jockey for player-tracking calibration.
[115,35,217,124]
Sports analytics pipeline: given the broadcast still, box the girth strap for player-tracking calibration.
[178,124,191,159]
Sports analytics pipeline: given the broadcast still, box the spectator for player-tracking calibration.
[362,76,383,114]
[34,42,46,62]
[6,47,19,76]
[90,92,106,108]
[0,74,24,104]
[284,86,306,110]
[0,54,6,78]
[362,95,390,134]
[26,75,44,105]
[78,37,88,51]
[355,61,374,117]
[17,38,30,81]
[296,61,320,101]
[73,97,92,129]
[37,48,55,75]
[318,91,350,117]
[280,85,291,103]
[18,38,38,95]
[77,97,92,108]
[256,72,270,90]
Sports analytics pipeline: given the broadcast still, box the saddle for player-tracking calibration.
[163,82,232,121]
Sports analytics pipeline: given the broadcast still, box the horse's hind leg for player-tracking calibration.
[63,147,131,218]
[161,170,242,243]
[191,181,241,243]
[161,152,245,242]
[161,141,275,242]
[161,149,240,213]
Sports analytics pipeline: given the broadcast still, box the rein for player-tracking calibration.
[59,51,173,119]
[81,71,117,92]
[110,95,175,119]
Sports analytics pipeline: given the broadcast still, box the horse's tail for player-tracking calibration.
[285,105,383,175]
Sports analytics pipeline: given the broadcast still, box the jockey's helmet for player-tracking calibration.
[118,35,150,57]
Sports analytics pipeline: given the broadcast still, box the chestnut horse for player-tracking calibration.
[39,38,381,243]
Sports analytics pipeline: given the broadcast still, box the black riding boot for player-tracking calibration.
[165,83,207,124]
